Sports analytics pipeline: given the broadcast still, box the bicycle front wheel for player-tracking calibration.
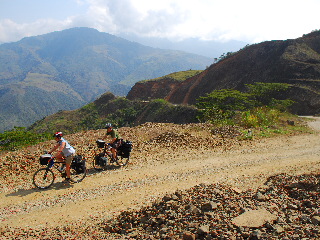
[33,168,55,189]
[70,167,87,183]
[115,156,130,166]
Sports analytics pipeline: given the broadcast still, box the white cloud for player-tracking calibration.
[0,17,76,43]
[0,0,319,44]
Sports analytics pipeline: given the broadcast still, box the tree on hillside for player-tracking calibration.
[246,82,292,107]
[196,89,253,122]
[196,82,294,124]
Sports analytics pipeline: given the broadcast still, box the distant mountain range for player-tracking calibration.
[118,33,248,58]
[128,30,320,116]
[0,27,213,132]
[28,30,320,135]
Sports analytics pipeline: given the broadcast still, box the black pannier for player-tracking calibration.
[95,153,108,166]
[96,140,105,148]
[39,154,52,165]
[117,140,132,158]
[72,155,86,173]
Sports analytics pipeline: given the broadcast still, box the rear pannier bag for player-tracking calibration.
[39,154,52,165]
[118,140,132,158]
[71,155,86,174]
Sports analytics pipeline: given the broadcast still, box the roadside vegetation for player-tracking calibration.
[0,127,52,152]
[0,82,309,152]
[196,82,308,138]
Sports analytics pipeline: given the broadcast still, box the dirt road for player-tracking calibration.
[0,117,319,230]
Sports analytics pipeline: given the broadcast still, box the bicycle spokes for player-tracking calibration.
[33,168,55,189]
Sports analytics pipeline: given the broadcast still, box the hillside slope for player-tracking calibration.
[28,91,199,135]
[127,31,320,115]
[0,27,212,132]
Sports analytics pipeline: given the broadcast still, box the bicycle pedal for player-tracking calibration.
[61,173,67,178]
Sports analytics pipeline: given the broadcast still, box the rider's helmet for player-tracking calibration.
[105,123,112,129]
[53,131,63,138]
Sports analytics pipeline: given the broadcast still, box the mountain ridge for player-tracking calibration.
[127,30,320,115]
[0,27,212,132]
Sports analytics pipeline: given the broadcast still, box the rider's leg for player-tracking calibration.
[64,155,73,179]
[111,148,117,160]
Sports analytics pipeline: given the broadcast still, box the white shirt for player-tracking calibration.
[58,137,75,157]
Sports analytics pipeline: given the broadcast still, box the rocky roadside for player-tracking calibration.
[103,173,320,239]
[1,174,319,239]
[0,119,319,239]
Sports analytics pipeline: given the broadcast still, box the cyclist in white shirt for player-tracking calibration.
[49,132,75,182]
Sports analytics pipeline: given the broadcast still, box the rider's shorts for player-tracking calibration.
[64,154,74,165]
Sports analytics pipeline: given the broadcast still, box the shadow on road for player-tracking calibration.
[5,166,122,197]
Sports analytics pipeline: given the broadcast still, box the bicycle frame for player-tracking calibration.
[46,157,67,174]
[93,140,129,169]
[102,145,114,158]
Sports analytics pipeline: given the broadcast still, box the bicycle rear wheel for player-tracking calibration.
[33,168,55,189]
[115,156,130,166]
[70,167,87,183]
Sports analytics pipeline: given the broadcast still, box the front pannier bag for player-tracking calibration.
[96,140,105,148]
[95,153,108,166]
[39,154,52,165]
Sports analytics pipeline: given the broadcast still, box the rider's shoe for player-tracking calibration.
[62,178,71,183]
[110,157,118,163]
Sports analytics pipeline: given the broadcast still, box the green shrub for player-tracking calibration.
[104,106,140,128]
[240,107,280,128]
[196,82,293,126]
[0,127,51,151]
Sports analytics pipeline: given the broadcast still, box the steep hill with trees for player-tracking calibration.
[127,30,320,115]
[27,92,199,136]
[0,27,212,132]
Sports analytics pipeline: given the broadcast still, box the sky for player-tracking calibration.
[0,0,319,45]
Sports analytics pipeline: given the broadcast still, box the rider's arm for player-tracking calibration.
[49,141,65,154]
[58,141,66,152]
[49,143,59,154]
[102,133,109,140]
[53,141,66,158]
